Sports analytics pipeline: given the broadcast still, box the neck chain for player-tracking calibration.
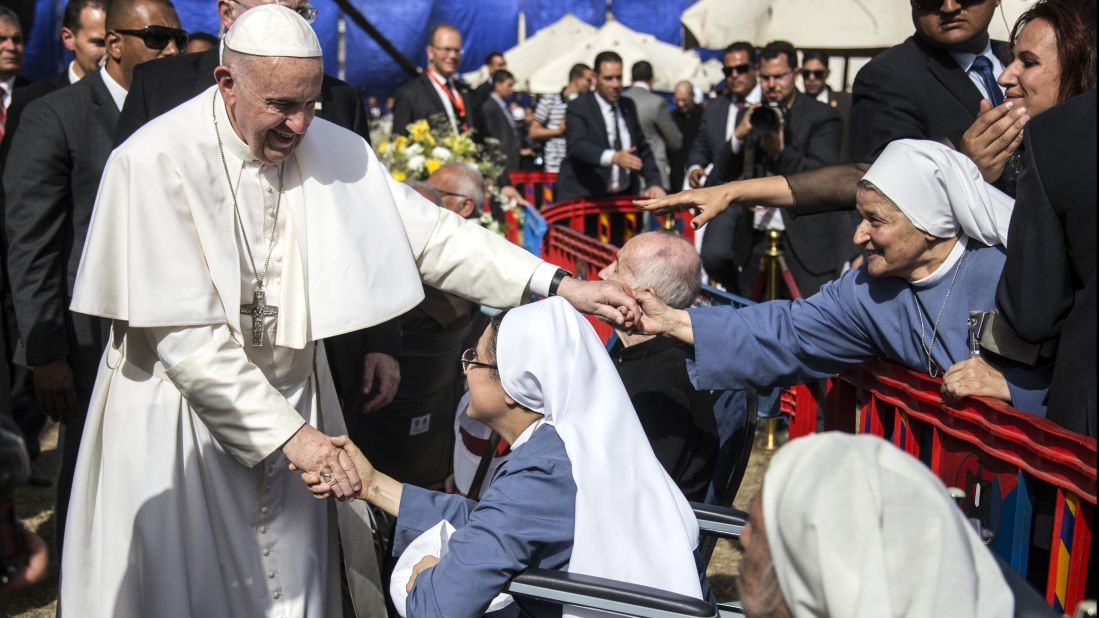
[915,250,968,377]
[212,94,286,347]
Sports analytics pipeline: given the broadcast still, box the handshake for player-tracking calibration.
[282,425,373,501]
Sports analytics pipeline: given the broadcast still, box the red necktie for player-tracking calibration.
[0,84,8,144]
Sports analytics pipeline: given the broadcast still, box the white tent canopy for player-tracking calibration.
[492,14,599,90]
[524,20,702,93]
[682,0,1037,50]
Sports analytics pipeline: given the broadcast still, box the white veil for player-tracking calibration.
[498,298,703,613]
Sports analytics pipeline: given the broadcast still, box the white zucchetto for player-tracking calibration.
[862,139,1013,247]
[223,3,322,58]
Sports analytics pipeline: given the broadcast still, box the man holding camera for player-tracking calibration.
[712,40,854,298]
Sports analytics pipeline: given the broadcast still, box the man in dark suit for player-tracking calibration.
[0,0,106,473]
[851,0,1010,162]
[708,41,849,298]
[115,0,370,145]
[391,23,481,137]
[686,42,759,290]
[472,50,506,107]
[555,50,665,202]
[113,0,399,421]
[0,5,30,143]
[669,80,702,193]
[480,69,521,175]
[801,50,852,162]
[997,89,1096,438]
[2,0,183,553]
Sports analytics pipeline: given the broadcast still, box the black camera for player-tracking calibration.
[751,100,787,134]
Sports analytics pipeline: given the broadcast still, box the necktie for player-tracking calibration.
[610,103,622,151]
[970,56,1003,106]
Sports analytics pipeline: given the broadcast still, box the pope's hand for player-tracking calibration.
[362,352,400,414]
[635,184,735,230]
[300,435,376,501]
[406,555,440,593]
[555,277,640,329]
[940,356,1012,404]
[283,424,361,500]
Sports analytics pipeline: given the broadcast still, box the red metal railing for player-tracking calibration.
[509,171,557,212]
[541,225,619,342]
[781,361,1096,612]
[542,196,696,247]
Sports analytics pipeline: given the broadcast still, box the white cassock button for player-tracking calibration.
[268,571,277,579]
[263,548,271,556]
[273,592,282,600]
[261,506,269,514]
[260,526,268,534]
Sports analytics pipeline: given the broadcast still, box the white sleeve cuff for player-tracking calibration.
[731,135,744,154]
[527,262,561,297]
[599,149,615,167]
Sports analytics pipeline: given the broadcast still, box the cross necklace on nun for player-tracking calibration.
[213,95,286,347]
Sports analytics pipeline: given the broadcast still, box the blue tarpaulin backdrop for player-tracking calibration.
[15,0,706,96]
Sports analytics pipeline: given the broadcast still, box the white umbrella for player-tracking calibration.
[681,0,1036,50]
[527,20,702,93]
[503,13,599,90]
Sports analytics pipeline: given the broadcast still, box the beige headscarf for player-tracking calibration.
[862,139,1014,247]
[762,433,1014,617]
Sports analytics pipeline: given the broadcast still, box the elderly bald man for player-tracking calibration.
[428,162,485,219]
[61,6,640,617]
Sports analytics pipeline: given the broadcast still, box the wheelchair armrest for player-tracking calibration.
[507,568,718,618]
[691,502,747,540]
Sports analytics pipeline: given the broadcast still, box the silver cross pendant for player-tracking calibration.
[241,285,278,347]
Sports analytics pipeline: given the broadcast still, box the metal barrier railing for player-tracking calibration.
[508,171,557,212]
[541,196,696,247]
[781,361,1096,613]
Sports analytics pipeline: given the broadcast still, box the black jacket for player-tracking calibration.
[686,93,748,187]
[555,92,660,201]
[851,35,1011,162]
[997,89,1096,437]
[391,72,481,138]
[480,96,520,175]
[114,47,371,146]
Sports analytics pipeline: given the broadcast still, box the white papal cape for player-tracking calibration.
[61,86,541,617]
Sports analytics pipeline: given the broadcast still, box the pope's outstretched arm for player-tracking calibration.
[385,175,640,326]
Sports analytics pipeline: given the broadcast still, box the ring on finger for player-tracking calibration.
[321,471,335,484]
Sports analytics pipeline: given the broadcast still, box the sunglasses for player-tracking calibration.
[461,348,497,373]
[911,0,987,11]
[722,64,754,77]
[803,69,827,80]
[114,26,189,51]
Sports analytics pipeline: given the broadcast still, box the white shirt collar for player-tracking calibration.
[911,236,969,288]
[100,68,128,112]
[594,90,616,111]
[950,40,995,73]
[732,82,762,106]
[68,61,81,84]
[815,88,830,104]
[632,81,651,91]
[1,76,15,110]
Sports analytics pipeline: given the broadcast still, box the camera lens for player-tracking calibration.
[752,105,780,133]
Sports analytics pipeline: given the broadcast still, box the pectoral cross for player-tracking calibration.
[241,286,278,347]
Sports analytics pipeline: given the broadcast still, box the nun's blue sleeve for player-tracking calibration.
[1001,362,1051,417]
[687,271,880,391]
[392,486,477,556]
[398,428,576,618]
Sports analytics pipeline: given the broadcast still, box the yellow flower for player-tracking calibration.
[378,141,390,155]
[391,169,407,182]
[408,120,433,144]
[425,158,441,174]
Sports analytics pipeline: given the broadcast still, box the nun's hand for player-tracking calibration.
[634,184,734,230]
[406,555,440,593]
[940,357,1012,404]
[634,290,694,346]
[555,277,641,329]
[327,435,376,500]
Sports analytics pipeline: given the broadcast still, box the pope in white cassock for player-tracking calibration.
[60,6,638,617]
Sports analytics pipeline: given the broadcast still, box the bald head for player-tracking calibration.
[406,180,444,206]
[673,80,695,113]
[428,163,484,219]
[601,232,700,308]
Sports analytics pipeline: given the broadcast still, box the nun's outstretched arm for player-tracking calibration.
[635,290,695,345]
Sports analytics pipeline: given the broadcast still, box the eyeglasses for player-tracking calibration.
[431,44,463,56]
[231,0,318,23]
[438,189,469,200]
[461,348,497,373]
[722,64,753,77]
[759,72,793,83]
[114,26,188,51]
[802,69,827,80]
[911,0,987,11]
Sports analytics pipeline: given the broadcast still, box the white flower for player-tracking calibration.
[406,143,424,156]
[407,155,425,172]
[479,213,495,226]
[431,146,452,161]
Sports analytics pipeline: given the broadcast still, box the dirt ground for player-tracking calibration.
[3,423,784,616]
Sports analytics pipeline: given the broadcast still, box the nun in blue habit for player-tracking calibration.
[636,139,1049,416]
[303,298,705,617]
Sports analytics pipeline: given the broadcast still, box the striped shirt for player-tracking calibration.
[533,92,569,173]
